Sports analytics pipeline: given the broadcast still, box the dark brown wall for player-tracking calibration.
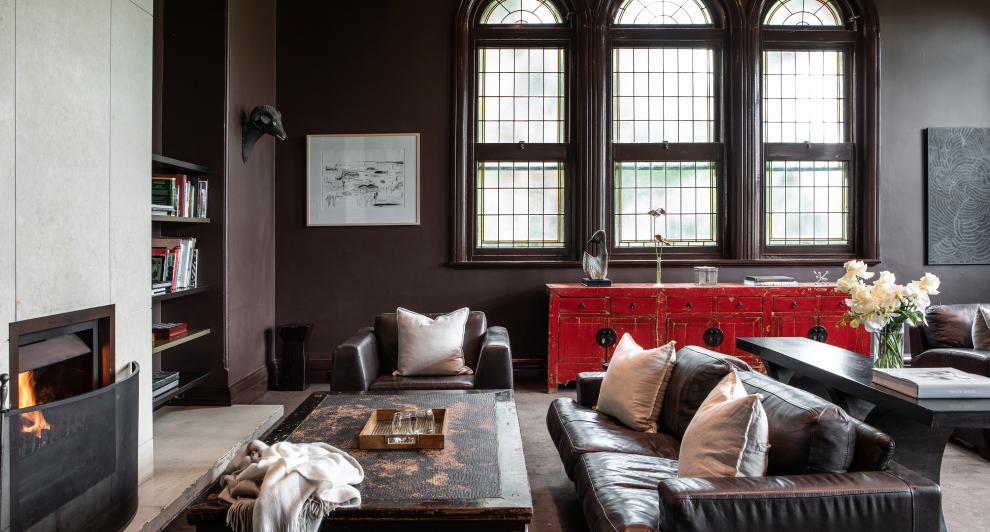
[225,0,277,394]
[274,0,990,374]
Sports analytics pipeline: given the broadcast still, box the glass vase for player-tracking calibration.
[870,323,905,369]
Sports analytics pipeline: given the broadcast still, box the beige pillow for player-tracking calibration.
[973,306,990,351]
[595,334,676,432]
[395,307,473,376]
[678,371,769,478]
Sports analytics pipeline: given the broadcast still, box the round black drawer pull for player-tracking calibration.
[685,302,693,310]
[596,327,618,348]
[807,325,829,343]
[791,301,799,309]
[703,327,725,348]
[578,303,586,310]
[629,302,637,309]
[736,301,744,309]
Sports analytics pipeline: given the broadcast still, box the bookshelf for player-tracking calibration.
[152,154,212,406]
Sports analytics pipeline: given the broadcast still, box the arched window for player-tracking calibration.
[453,0,577,263]
[607,0,724,259]
[759,0,874,257]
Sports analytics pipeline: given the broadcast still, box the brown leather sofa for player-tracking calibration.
[910,303,990,458]
[546,345,941,532]
[331,311,513,391]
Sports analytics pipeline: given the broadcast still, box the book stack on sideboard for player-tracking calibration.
[546,282,870,391]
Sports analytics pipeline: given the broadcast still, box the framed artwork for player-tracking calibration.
[306,133,420,226]
[926,127,990,264]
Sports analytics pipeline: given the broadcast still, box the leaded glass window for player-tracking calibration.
[615,162,717,247]
[482,0,562,24]
[763,50,845,143]
[764,0,842,27]
[477,162,565,248]
[765,161,848,245]
[614,0,712,25]
[478,48,566,143]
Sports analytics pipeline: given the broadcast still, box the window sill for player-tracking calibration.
[447,257,879,268]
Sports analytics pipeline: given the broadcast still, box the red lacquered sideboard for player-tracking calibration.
[546,283,870,391]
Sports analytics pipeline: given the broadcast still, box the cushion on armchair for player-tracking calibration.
[394,307,473,376]
[922,303,982,349]
[973,306,990,350]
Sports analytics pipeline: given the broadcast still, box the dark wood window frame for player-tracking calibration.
[452,0,879,267]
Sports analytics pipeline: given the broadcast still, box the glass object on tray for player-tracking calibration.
[391,408,436,435]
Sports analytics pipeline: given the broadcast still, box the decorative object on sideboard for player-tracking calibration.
[647,208,670,284]
[813,270,830,285]
[835,260,941,369]
[241,104,287,162]
[693,266,718,286]
[306,133,420,226]
[744,275,796,287]
[266,323,313,391]
[581,230,611,286]
[926,127,990,264]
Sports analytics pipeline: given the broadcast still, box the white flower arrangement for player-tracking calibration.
[836,260,940,332]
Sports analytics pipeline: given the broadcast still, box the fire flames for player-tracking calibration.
[18,371,51,437]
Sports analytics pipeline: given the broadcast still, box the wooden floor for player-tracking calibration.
[164,382,990,532]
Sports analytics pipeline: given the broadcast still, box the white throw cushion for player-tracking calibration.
[677,371,770,478]
[394,307,473,377]
[973,306,990,351]
[595,334,677,432]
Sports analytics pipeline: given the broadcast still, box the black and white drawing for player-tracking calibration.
[307,134,420,226]
[926,128,990,264]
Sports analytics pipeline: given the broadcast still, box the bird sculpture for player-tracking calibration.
[581,230,611,286]
[242,105,287,162]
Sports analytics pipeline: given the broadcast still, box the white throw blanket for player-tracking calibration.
[219,440,364,532]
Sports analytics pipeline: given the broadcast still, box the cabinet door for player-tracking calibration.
[608,318,658,361]
[771,314,820,338]
[556,316,607,385]
[666,316,713,351]
[818,314,870,356]
[715,316,766,372]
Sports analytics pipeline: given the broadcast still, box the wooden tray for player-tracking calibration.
[358,408,448,450]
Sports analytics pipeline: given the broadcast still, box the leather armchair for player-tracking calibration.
[331,311,513,391]
[910,303,990,458]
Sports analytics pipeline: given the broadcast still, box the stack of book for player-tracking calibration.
[873,367,990,398]
[152,371,180,399]
[743,275,797,287]
[151,237,198,296]
[152,174,208,218]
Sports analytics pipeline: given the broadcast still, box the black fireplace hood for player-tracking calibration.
[0,362,140,532]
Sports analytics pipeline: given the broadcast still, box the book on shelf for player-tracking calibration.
[872,367,990,399]
[153,322,188,340]
[152,174,209,219]
[152,371,180,392]
[153,379,180,398]
[152,237,197,291]
[743,275,797,286]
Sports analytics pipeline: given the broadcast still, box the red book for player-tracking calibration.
[153,322,188,340]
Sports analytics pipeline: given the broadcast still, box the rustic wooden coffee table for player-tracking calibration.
[186,390,532,531]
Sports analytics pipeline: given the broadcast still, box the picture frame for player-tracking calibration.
[306,133,420,226]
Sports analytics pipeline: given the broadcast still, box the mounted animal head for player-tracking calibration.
[242,105,287,162]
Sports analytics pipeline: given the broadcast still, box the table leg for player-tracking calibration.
[863,407,954,532]
[763,359,795,385]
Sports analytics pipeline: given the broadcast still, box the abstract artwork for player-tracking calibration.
[306,133,419,226]
[926,128,990,264]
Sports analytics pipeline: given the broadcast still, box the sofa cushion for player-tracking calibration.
[738,371,857,475]
[374,311,487,373]
[596,335,677,432]
[574,452,677,532]
[973,306,990,350]
[369,374,475,390]
[678,371,769,478]
[659,346,751,439]
[395,307,472,376]
[547,398,679,479]
[923,304,981,349]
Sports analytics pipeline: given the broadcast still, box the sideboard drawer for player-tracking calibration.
[819,296,847,313]
[667,296,713,314]
[716,296,763,314]
[558,297,607,314]
[772,296,817,313]
[610,297,657,315]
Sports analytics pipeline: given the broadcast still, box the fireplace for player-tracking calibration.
[2,305,139,532]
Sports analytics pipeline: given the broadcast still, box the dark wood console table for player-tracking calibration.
[738,336,990,532]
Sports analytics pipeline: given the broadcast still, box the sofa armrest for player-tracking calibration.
[576,372,605,408]
[331,328,379,391]
[658,465,941,532]
[475,326,513,389]
[912,348,990,377]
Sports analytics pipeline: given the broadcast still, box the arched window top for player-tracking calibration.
[614,0,712,26]
[480,0,563,24]
[764,0,842,27]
